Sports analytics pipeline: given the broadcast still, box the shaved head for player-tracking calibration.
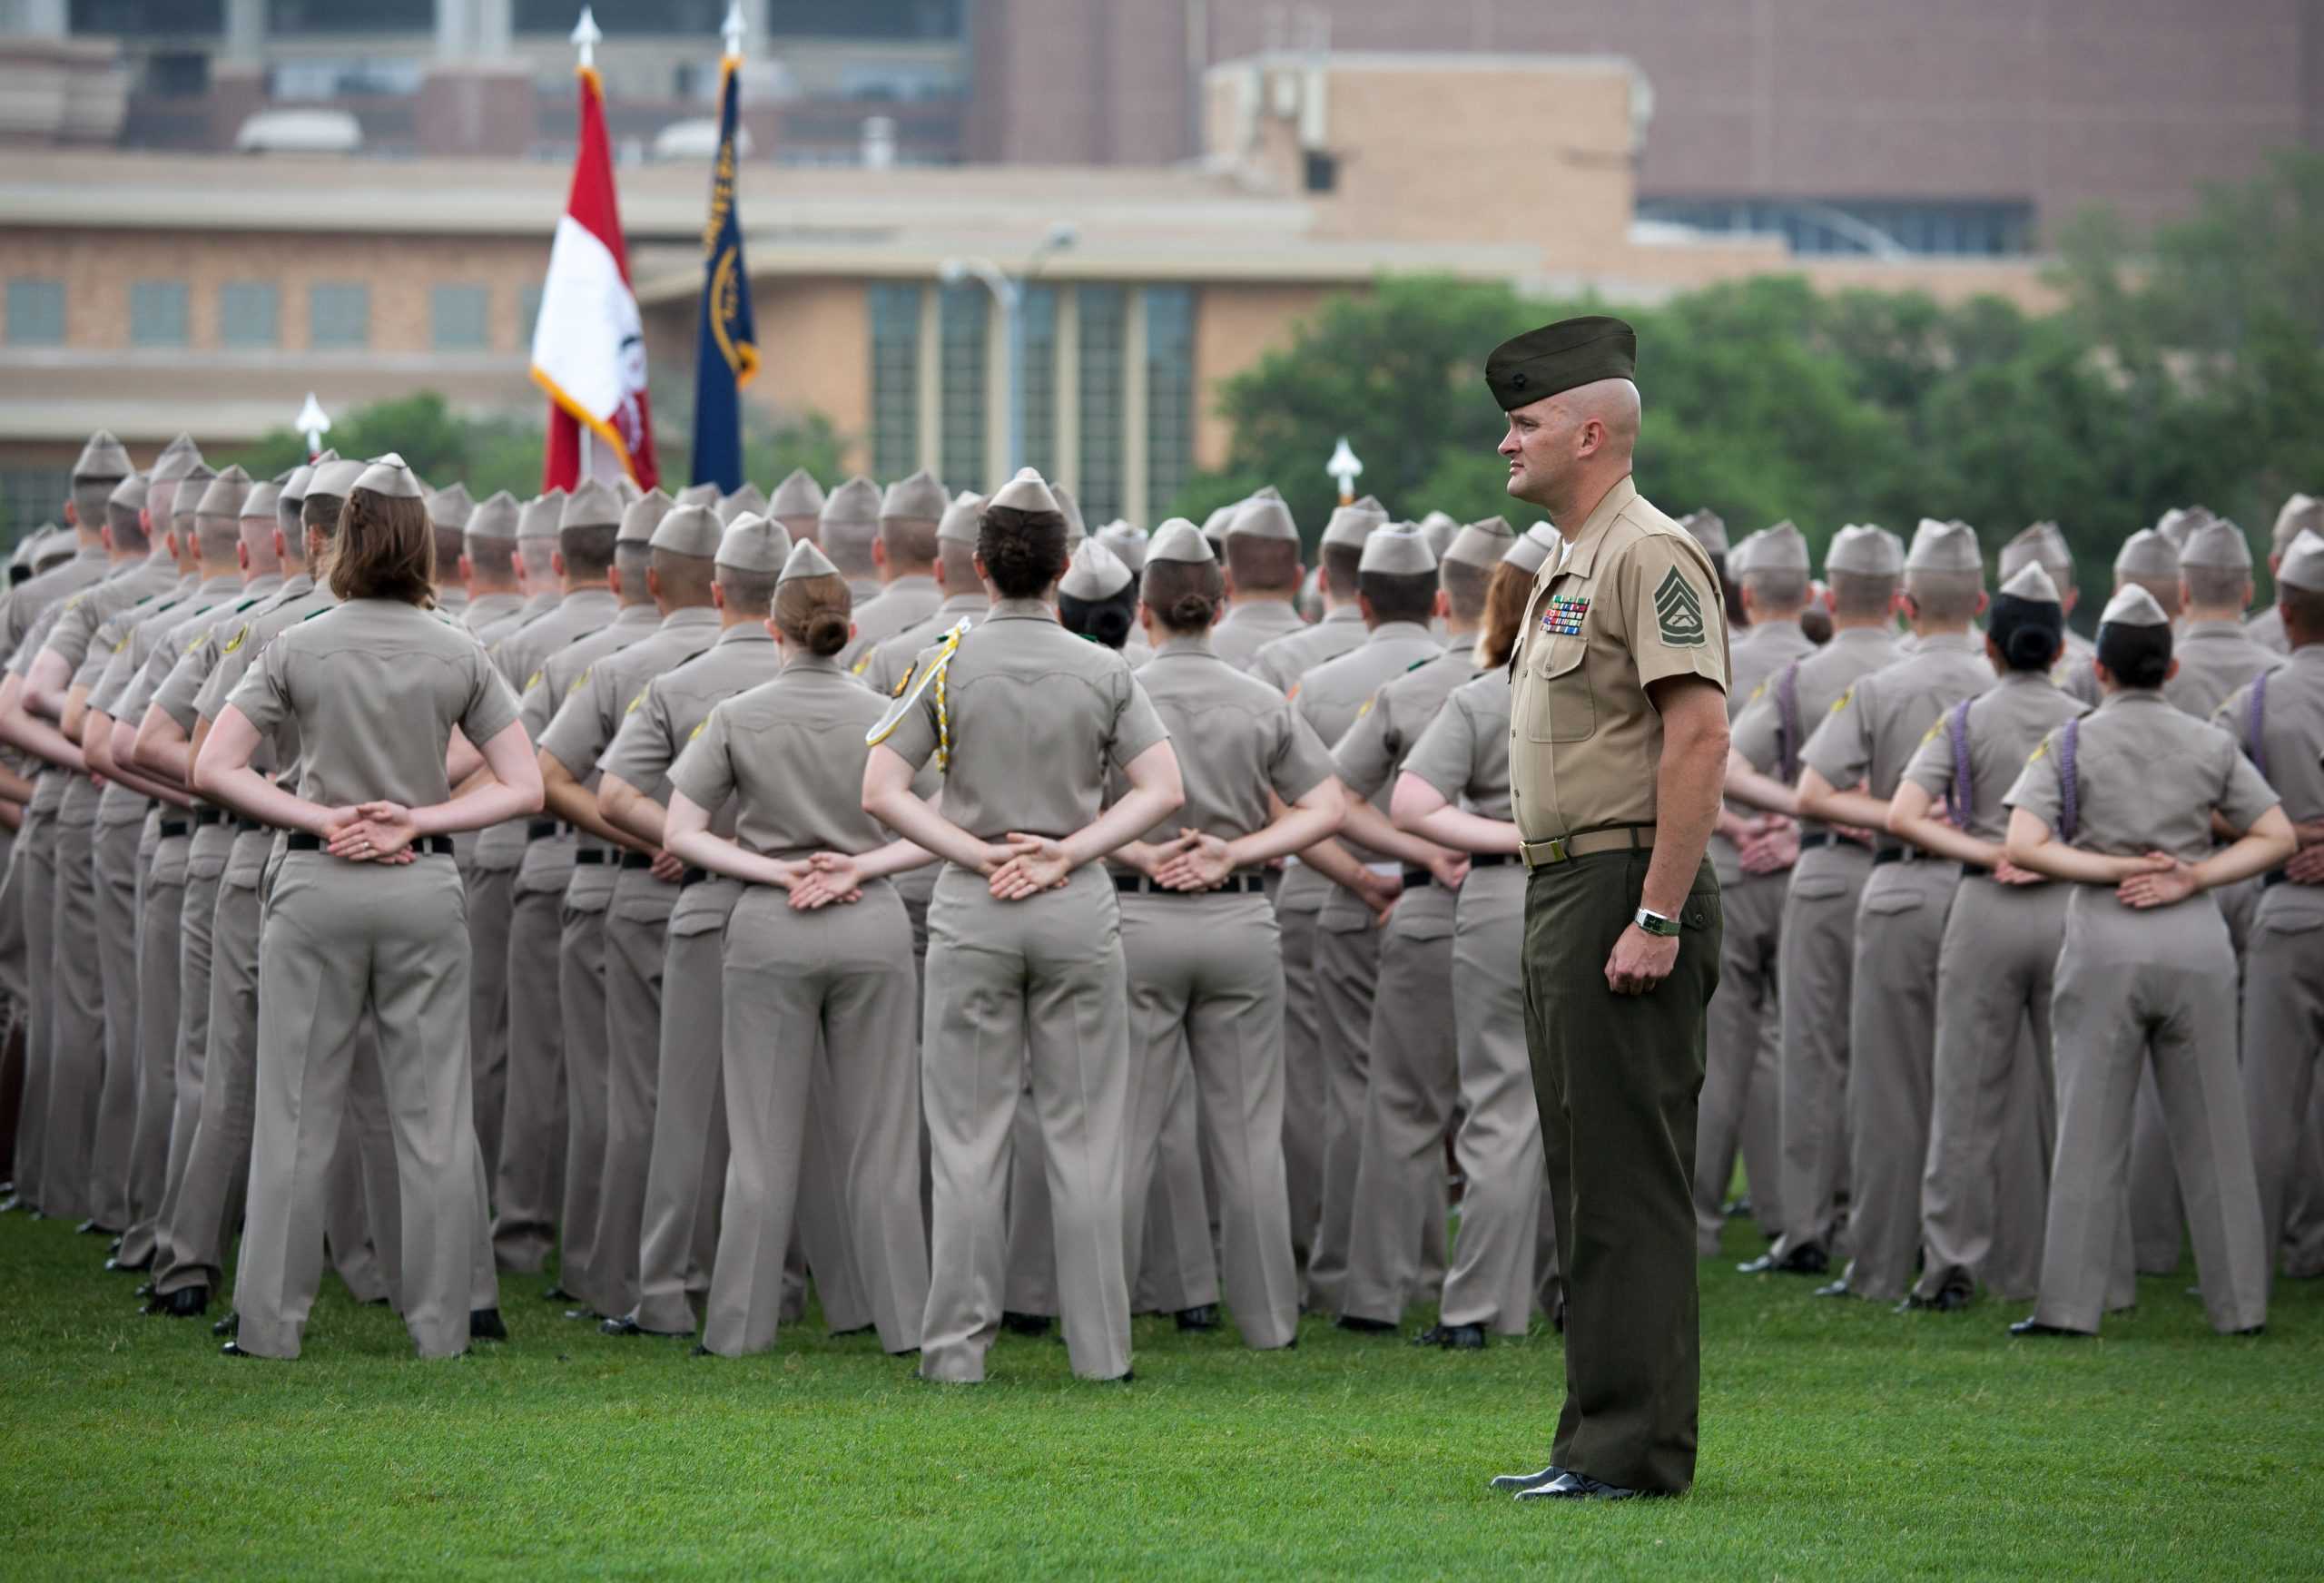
[1499,376,1641,526]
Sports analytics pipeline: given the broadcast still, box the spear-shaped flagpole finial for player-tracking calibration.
[722,0,746,59]
[1326,435,1363,506]
[570,5,602,69]
[296,391,331,459]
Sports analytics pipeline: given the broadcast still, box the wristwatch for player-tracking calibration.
[1633,906,1682,939]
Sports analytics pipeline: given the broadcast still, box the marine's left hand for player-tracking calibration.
[1604,924,1679,995]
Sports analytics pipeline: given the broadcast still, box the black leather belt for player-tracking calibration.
[157,819,190,838]
[190,807,225,828]
[527,819,568,841]
[680,866,711,889]
[1402,851,1517,888]
[620,851,655,870]
[232,816,264,834]
[287,831,453,857]
[1872,847,1934,866]
[1959,863,1991,880]
[1113,871,1265,896]
[1797,831,1833,850]
[2262,869,2290,890]
[573,848,612,865]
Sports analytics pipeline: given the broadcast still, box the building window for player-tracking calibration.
[129,280,189,347]
[219,280,279,348]
[1635,196,2035,258]
[519,285,545,349]
[938,281,988,493]
[1075,285,1126,525]
[309,282,369,349]
[1144,286,1196,524]
[431,284,491,351]
[868,282,921,481]
[2,469,74,550]
[1018,284,1056,479]
[71,1,223,33]
[5,279,65,346]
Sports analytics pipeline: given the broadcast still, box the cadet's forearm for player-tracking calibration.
[60,683,92,744]
[0,674,86,772]
[1056,741,1184,870]
[865,747,995,872]
[1804,785,1891,835]
[0,763,34,803]
[1234,781,1346,869]
[133,706,194,787]
[1641,680,1727,917]
[1335,794,1451,870]
[1297,836,1374,893]
[1722,746,1797,816]
[538,751,648,852]
[2192,809,2297,890]
[2003,810,2152,884]
[597,773,667,848]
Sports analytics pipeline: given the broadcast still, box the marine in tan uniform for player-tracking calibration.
[1393,525,1565,1343]
[1290,526,1450,1315]
[1337,518,1514,1332]
[199,454,544,1359]
[1208,488,1311,673]
[2222,532,2324,1277]
[1793,519,1996,1304]
[841,469,948,673]
[1695,522,1817,1255]
[665,539,931,1356]
[1480,317,1731,1501]
[817,476,885,612]
[2002,583,2290,1337]
[862,468,1183,1384]
[485,487,619,1274]
[2246,495,2320,655]
[1882,563,2089,1309]
[1728,524,1903,1278]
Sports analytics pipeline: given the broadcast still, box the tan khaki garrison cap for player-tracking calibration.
[880,468,948,522]
[2112,527,2178,580]
[560,478,622,530]
[615,476,643,506]
[2270,494,2322,556]
[937,490,985,546]
[196,465,255,517]
[650,502,723,557]
[1502,521,1561,576]
[1200,504,1237,550]
[1228,487,1298,544]
[716,482,768,525]
[466,490,522,544]
[107,472,149,514]
[2155,506,2211,552]
[990,467,1061,516]
[2178,517,2251,572]
[618,487,675,545]
[2276,528,2324,592]
[1358,524,1436,576]
[1059,537,1132,601]
[307,457,363,499]
[1736,521,1809,576]
[150,433,203,484]
[715,513,791,574]
[241,480,281,522]
[1996,561,2061,605]
[74,429,132,483]
[821,475,881,528]
[769,467,826,520]
[1827,523,1904,577]
[1052,481,1088,545]
[352,455,421,500]
[1998,521,2073,582]
[779,537,841,584]
[1097,519,1148,573]
[1681,508,1729,556]
[675,482,721,508]
[2100,583,2171,628]
[428,481,475,531]
[517,489,566,540]
[1147,518,1213,565]
[1416,510,1461,560]
[281,461,315,503]
[1905,518,1981,574]
[1321,494,1389,551]
[1443,517,1514,570]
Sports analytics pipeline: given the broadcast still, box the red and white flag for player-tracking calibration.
[531,63,658,491]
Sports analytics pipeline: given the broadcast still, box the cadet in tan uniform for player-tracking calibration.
[198,454,543,1359]
[428,485,474,623]
[1207,488,1310,673]
[2247,496,2320,655]
[841,469,947,673]
[862,468,1183,1384]
[1879,563,2089,1310]
[665,539,931,1356]
[1337,518,1513,1333]
[1728,524,1904,1278]
[596,514,796,1338]
[1480,317,1730,1501]
[817,476,885,611]
[767,467,827,548]
[459,491,528,643]
[715,483,766,526]
[1247,496,1384,693]
[1393,525,1564,1344]
[1695,523,1817,1254]
[2002,584,2290,1337]
[487,487,619,1275]
[507,490,567,634]
[2223,532,2324,1275]
[1292,526,1451,1314]
[1792,519,1995,1304]
[1101,521,1342,1349]
[2000,523,2098,701]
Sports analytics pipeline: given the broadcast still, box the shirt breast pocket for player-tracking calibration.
[1522,636,1596,745]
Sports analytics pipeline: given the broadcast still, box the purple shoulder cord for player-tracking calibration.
[1776,658,1804,785]
[1945,697,1974,828]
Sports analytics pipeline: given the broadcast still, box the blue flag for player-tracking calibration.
[690,55,756,493]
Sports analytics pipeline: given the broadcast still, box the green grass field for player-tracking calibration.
[1,1210,2317,1580]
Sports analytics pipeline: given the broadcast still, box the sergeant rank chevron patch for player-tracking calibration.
[1654,566,1706,647]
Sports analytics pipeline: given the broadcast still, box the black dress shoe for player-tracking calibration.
[144,1285,210,1318]
[213,1312,239,1337]
[470,1308,508,1342]
[1812,1278,1851,1299]
[220,1341,261,1359]
[1174,1304,1220,1332]
[1516,1472,1645,1502]
[1000,1311,1052,1337]
[1738,1244,1828,1276]
[1334,1314,1397,1334]
[1896,1283,1973,1314]
[76,1218,118,1236]
[540,1284,575,1303]
[133,1281,155,1299]
[0,1195,25,1214]
[599,1315,691,1339]
[827,1323,876,1340]
[690,1343,715,1357]
[562,1306,600,1323]
[107,1235,123,1255]
[105,1254,151,1275]
[1721,1195,1754,1220]
[2225,1325,2265,1337]
[1489,1463,1565,1493]
[1413,1322,1487,1350]
[2007,1317,2093,1338]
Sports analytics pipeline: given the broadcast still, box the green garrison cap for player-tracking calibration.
[2270,494,2322,556]
[1358,524,1437,576]
[2277,528,2324,592]
[465,490,522,544]
[2099,583,2171,629]
[618,487,674,546]
[938,490,985,546]
[2112,527,2178,580]
[560,478,622,530]
[1059,538,1132,602]
[716,482,767,526]
[352,455,421,501]
[1097,519,1148,573]
[778,536,840,585]
[821,476,881,528]
[1996,562,2061,605]
[73,429,132,483]
[2178,516,2251,571]
[1905,517,1981,574]
[1826,523,1903,576]
[1443,517,1515,570]
[1147,518,1213,565]
[1228,487,1298,544]
[650,503,724,558]
[1485,315,1637,412]
[715,513,792,574]
[427,481,474,532]
[769,467,826,521]
[881,468,949,522]
[1681,509,1729,556]
[1502,521,1561,576]
[107,472,149,513]
[241,481,281,522]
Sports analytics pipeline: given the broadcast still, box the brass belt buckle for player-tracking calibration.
[1520,836,1570,871]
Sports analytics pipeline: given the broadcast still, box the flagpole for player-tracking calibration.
[572,5,601,487]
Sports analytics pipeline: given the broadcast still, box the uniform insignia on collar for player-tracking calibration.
[1653,567,1705,646]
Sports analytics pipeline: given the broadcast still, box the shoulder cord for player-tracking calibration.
[933,659,951,773]
[2058,716,2081,847]
[1944,696,1974,828]
[2245,670,2269,782]
[1775,658,1805,785]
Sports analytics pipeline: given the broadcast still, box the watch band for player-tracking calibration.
[1633,906,1682,938]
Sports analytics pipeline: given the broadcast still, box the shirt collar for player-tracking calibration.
[1365,620,1438,647]
[1913,630,1983,654]
[2097,687,2171,713]
[1552,475,1638,581]
[279,572,316,599]
[881,573,937,596]
[195,573,243,598]
[612,601,662,629]
[986,596,1056,624]
[1322,605,1364,625]
[783,650,845,674]
[1156,634,1216,658]
[2181,619,2249,640]
[936,592,985,617]
[658,605,722,633]
[714,623,774,648]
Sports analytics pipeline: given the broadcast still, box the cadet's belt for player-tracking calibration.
[1872,845,1935,867]
[1518,825,1652,870]
[286,831,454,857]
[527,819,569,841]
[2261,868,2290,890]
[1796,831,1834,851]
[573,847,613,866]
[232,815,264,834]
[190,807,226,828]
[1401,852,1516,889]
[158,818,191,839]
[680,866,711,889]
[618,851,676,875]
[1113,871,1266,897]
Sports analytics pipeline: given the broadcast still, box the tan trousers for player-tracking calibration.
[1440,862,1550,1333]
[1340,880,1457,1326]
[1305,892,1384,1311]
[148,853,225,1270]
[38,814,110,1219]
[85,811,144,1231]
[594,874,678,1321]
[1002,1086,1056,1317]
[2035,890,2268,1333]
[1275,869,1326,1286]
[153,868,263,1299]
[325,1025,399,1306]
[114,823,179,1259]
[703,883,926,1356]
[556,897,614,1311]
[464,864,515,1198]
[2242,881,2324,1281]
[237,852,484,1358]
[490,886,567,1272]
[631,880,740,1334]
[1131,1057,1217,1315]
[920,865,1131,1382]
[6,804,56,1202]
[1119,889,1297,1348]
[1697,867,1787,1252]
[1770,842,1872,1261]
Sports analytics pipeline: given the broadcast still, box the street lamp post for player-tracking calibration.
[941,221,1078,477]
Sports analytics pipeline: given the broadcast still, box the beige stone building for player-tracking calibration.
[1,52,2060,536]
